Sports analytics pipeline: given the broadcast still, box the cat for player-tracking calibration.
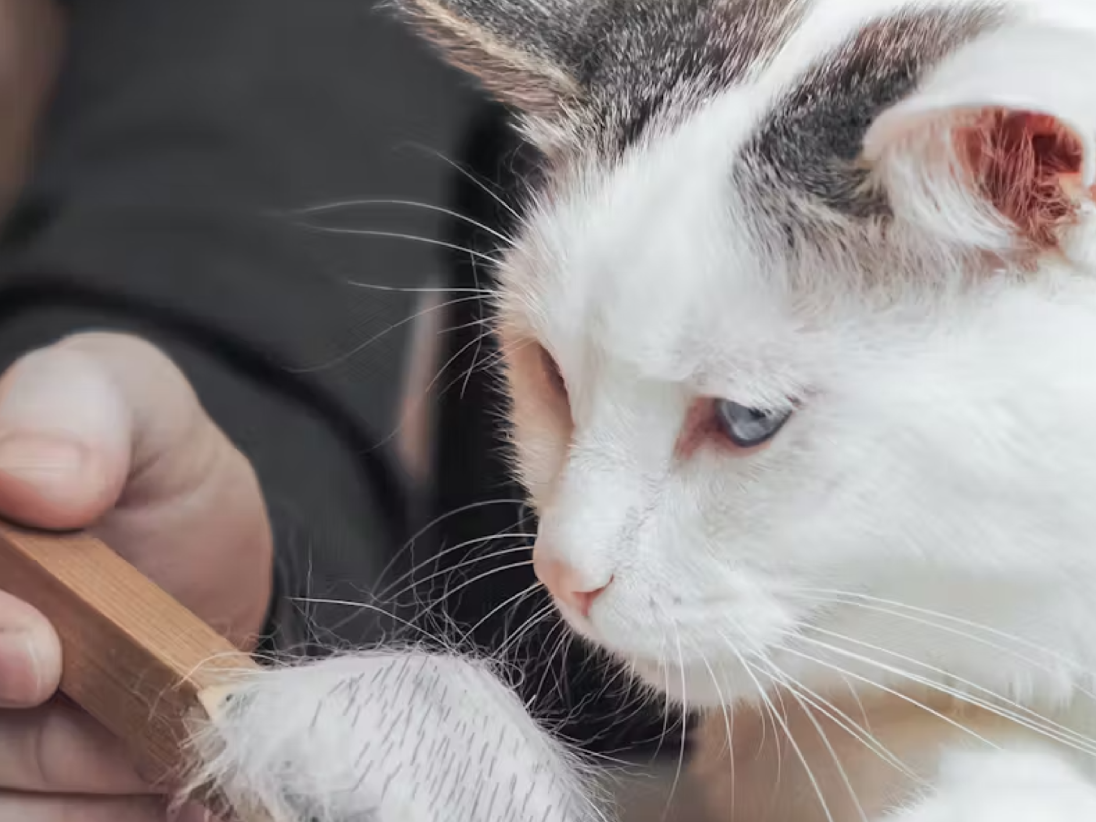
[193,1,1096,821]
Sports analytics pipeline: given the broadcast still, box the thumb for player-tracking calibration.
[0,341,132,530]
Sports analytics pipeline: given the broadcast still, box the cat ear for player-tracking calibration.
[390,0,585,118]
[863,23,1096,253]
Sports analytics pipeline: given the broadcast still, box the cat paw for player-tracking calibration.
[886,748,1096,822]
[185,651,602,822]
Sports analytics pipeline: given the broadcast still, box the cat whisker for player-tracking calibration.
[720,633,836,822]
[788,590,1096,706]
[594,658,673,754]
[774,642,1001,751]
[420,322,504,409]
[529,616,571,705]
[801,623,1096,754]
[458,580,545,646]
[790,587,1092,682]
[789,633,1096,759]
[766,665,923,785]
[283,597,441,644]
[579,659,659,750]
[756,657,870,822]
[378,536,535,604]
[652,625,678,767]
[694,643,737,808]
[338,281,499,297]
[453,333,532,383]
[458,250,493,400]
[292,198,516,247]
[439,313,496,335]
[296,223,503,267]
[284,292,485,375]
[492,600,559,660]
[661,623,690,822]
[373,498,529,593]
[423,557,536,612]
[399,142,524,223]
[555,630,578,708]
[353,303,507,455]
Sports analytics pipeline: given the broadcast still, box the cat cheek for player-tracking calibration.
[503,340,573,497]
[503,336,572,420]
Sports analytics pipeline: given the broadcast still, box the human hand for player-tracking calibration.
[0,332,273,820]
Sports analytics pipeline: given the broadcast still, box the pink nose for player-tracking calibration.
[534,556,612,618]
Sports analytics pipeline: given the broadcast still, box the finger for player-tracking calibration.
[0,333,272,646]
[0,792,168,821]
[55,333,273,647]
[0,590,60,708]
[0,339,133,528]
[0,699,150,794]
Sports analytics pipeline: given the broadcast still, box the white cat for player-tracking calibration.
[194,1,1096,820]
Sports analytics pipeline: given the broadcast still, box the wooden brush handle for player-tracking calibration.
[0,521,264,815]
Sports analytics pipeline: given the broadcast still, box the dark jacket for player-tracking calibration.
[0,0,673,755]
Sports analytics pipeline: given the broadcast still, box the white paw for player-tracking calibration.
[186,651,603,822]
[887,748,1096,822]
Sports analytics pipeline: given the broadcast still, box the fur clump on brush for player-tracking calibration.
[183,651,606,822]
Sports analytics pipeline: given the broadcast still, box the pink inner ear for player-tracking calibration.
[958,109,1086,249]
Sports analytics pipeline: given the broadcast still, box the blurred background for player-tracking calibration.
[0,0,704,817]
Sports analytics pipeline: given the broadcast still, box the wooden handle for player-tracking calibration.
[0,521,265,817]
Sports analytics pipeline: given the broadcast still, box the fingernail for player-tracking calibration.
[0,434,86,484]
[0,347,126,443]
[0,348,124,490]
[0,628,43,706]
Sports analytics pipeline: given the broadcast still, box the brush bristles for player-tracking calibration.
[181,651,603,822]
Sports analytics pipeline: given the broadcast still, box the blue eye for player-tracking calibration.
[714,400,792,448]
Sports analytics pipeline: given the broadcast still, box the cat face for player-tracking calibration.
[399,0,1096,707]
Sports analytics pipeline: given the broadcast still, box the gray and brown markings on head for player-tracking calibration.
[394,0,1006,230]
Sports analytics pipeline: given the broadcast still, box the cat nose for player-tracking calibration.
[533,555,612,619]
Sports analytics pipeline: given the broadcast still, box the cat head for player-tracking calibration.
[398,0,1096,708]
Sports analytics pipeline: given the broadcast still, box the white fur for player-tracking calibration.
[188,2,1096,820]
[187,652,601,822]
[885,748,1096,822]
[500,0,1096,818]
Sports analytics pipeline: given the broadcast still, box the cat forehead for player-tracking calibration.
[503,1,1007,374]
[538,0,1006,157]
[512,90,783,372]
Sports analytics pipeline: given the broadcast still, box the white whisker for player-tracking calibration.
[284,293,484,375]
[293,198,515,246]
[460,581,545,645]
[661,626,690,822]
[374,498,528,593]
[380,539,535,604]
[494,601,560,659]
[298,224,503,267]
[792,588,1091,685]
[401,143,523,222]
[722,633,836,822]
[804,623,1096,753]
[757,658,869,822]
[696,649,736,809]
[774,643,1001,751]
[792,634,1096,759]
[767,669,923,785]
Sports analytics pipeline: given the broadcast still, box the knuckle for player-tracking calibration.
[27,705,61,789]
[54,332,169,369]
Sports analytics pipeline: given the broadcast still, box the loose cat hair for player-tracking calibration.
[192,1,1096,821]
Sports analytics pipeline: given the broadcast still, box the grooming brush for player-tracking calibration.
[0,520,273,822]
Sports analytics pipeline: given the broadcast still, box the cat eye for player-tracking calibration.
[714,400,792,449]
